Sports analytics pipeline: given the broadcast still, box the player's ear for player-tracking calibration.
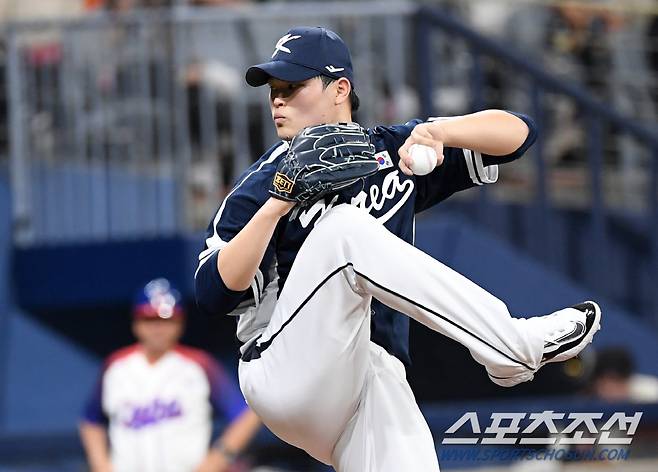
[334,78,351,106]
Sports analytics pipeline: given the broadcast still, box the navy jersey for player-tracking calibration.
[196,115,536,365]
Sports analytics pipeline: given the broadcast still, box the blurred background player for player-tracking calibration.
[79,278,261,472]
[588,346,658,403]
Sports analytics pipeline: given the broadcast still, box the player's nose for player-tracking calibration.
[271,95,286,108]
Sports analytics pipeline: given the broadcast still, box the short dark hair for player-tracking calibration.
[319,75,360,112]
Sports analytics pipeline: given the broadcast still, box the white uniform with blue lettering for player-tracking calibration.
[195,118,542,471]
[82,345,247,472]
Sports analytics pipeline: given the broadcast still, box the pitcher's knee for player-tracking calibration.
[319,203,371,228]
[309,204,378,247]
[487,368,536,387]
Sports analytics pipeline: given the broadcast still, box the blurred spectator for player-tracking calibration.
[85,0,168,11]
[553,4,622,98]
[193,0,250,4]
[504,3,627,167]
[589,346,658,403]
[85,0,260,229]
[506,2,624,97]
[183,0,261,221]
[84,0,248,9]
[0,1,86,166]
[79,278,261,472]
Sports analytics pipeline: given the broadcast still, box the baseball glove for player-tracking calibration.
[269,123,378,205]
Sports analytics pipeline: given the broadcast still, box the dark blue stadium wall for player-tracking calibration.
[413,211,658,376]
[440,200,656,323]
[0,170,10,431]
[13,236,199,310]
[0,170,99,437]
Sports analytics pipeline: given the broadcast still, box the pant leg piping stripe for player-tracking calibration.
[242,263,353,361]
[243,262,533,372]
[352,268,535,372]
[488,373,514,379]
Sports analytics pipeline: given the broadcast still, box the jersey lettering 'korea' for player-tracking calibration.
[195,116,535,366]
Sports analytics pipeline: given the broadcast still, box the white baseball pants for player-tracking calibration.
[238,204,544,471]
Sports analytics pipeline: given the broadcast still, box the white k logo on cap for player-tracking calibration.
[272,34,302,58]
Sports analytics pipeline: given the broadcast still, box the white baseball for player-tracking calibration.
[408,144,438,176]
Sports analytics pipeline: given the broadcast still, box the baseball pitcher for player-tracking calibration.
[195,26,601,471]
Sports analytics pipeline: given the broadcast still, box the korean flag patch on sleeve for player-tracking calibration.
[375,150,394,170]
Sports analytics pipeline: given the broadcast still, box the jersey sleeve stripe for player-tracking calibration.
[472,150,499,184]
[195,141,289,277]
[195,247,222,278]
[251,268,264,305]
[463,149,483,185]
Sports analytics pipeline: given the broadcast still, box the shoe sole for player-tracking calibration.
[543,300,601,364]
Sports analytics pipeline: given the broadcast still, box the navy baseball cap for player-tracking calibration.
[246,26,354,87]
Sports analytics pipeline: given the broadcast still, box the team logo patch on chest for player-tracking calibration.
[273,173,294,195]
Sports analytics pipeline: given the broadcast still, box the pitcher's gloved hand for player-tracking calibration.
[270,123,378,206]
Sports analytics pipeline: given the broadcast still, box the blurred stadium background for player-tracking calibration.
[1,0,658,470]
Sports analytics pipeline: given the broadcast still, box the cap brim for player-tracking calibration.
[245,61,321,87]
[133,304,185,320]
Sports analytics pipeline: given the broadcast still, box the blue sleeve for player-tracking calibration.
[372,119,423,143]
[373,118,489,213]
[414,111,537,213]
[81,373,108,426]
[481,111,538,166]
[195,149,282,317]
[205,357,248,423]
[414,146,494,213]
[195,250,249,317]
